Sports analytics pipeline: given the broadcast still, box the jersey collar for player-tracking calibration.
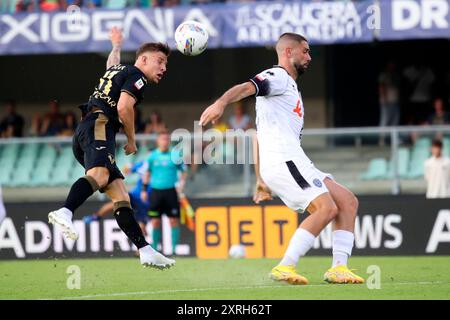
[273,65,289,73]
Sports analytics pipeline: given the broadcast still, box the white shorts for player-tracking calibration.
[260,156,332,213]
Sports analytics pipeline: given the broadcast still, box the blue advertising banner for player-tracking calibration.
[221,0,374,47]
[0,1,449,55]
[0,1,374,55]
[0,4,224,55]
[379,0,450,41]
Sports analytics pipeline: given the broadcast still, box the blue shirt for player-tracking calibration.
[129,160,151,198]
[147,148,186,190]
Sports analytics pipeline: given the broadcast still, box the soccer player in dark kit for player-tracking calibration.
[48,27,175,269]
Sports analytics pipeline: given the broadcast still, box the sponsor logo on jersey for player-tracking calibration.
[134,79,145,90]
[108,153,115,164]
[313,178,322,188]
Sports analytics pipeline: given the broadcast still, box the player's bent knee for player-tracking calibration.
[340,192,359,218]
[327,203,339,221]
[110,192,130,204]
[314,203,338,224]
[349,194,359,216]
[320,202,339,223]
[86,167,110,188]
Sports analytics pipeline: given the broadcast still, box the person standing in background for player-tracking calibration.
[425,139,450,199]
[426,98,450,126]
[144,110,167,134]
[379,62,401,127]
[403,64,435,124]
[228,102,253,130]
[0,100,24,138]
[141,132,187,255]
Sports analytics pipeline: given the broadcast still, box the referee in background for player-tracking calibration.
[141,131,187,255]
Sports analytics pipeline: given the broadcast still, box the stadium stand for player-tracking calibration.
[361,158,388,181]
[360,137,440,181]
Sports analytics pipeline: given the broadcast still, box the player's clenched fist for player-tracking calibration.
[253,180,273,204]
[124,141,137,155]
[199,101,226,126]
[109,26,123,47]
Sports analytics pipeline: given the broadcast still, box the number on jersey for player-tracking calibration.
[293,100,303,118]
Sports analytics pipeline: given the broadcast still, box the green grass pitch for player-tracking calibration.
[1,256,449,300]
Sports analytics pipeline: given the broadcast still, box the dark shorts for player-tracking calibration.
[72,110,124,188]
[148,188,180,218]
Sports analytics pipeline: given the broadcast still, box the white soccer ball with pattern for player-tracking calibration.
[174,20,209,56]
[228,244,246,259]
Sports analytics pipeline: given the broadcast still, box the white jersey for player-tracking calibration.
[251,66,332,213]
[424,156,450,199]
[250,66,305,168]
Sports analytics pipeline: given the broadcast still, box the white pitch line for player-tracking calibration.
[43,281,446,300]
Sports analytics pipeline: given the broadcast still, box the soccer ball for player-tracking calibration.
[228,244,246,259]
[174,20,209,56]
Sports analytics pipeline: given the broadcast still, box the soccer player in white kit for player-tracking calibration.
[199,33,364,285]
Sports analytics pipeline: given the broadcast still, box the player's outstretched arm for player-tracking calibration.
[117,92,137,155]
[252,133,273,204]
[199,81,256,126]
[106,27,123,69]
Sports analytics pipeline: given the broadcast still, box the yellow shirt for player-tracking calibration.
[213,123,229,133]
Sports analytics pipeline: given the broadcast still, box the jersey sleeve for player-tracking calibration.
[121,71,147,103]
[249,68,289,97]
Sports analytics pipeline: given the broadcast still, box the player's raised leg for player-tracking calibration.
[270,193,338,285]
[322,178,364,284]
[105,178,175,269]
[48,166,106,240]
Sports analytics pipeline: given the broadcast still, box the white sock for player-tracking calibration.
[60,207,73,220]
[139,244,157,255]
[332,230,354,267]
[279,228,316,266]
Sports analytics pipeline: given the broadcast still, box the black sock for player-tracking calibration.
[114,206,149,249]
[63,177,97,213]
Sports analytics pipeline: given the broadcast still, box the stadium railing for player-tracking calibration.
[1,125,449,199]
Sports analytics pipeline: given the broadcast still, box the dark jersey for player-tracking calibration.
[86,64,148,130]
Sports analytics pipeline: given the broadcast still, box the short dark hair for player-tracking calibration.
[432,139,443,148]
[136,42,170,60]
[278,33,308,44]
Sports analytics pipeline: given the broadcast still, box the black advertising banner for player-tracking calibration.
[1,196,449,259]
